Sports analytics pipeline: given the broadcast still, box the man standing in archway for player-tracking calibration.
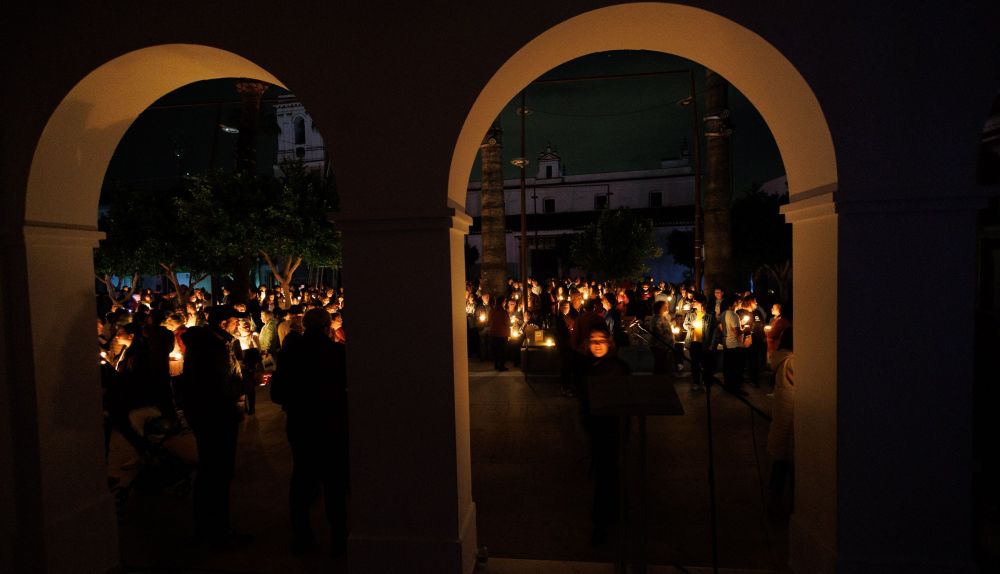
[179,306,249,549]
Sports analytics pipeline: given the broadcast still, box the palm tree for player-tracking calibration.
[702,69,735,292]
[479,124,507,297]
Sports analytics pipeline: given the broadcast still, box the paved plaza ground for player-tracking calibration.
[109,355,791,573]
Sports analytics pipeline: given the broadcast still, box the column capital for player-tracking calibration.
[13,221,105,247]
[781,184,836,223]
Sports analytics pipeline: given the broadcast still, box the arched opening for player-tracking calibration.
[463,49,790,566]
[17,44,320,573]
[451,4,838,572]
[94,75,344,569]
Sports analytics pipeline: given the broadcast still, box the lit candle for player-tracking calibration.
[169,351,183,361]
[479,313,487,322]
[667,296,673,302]
[693,319,703,330]
[764,325,772,332]
[683,303,691,311]
[671,326,680,335]
[544,338,555,347]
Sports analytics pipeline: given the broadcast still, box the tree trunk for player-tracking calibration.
[261,251,301,309]
[703,69,735,293]
[479,124,507,298]
[229,256,254,305]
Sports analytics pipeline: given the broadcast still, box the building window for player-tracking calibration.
[294,117,306,145]
[649,191,662,208]
[543,198,556,213]
[545,165,553,179]
[594,194,608,210]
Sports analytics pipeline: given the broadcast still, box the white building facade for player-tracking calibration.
[465,146,696,281]
[273,94,326,171]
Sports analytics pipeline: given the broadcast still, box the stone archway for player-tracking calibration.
[450,4,838,572]
[15,45,286,573]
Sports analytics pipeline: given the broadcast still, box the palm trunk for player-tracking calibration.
[702,69,735,292]
[479,124,507,297]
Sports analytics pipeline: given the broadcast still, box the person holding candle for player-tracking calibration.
[488,297,511,371]
[722,296,750,396]
[650,300,676,376]
[744,295,767,388]
[683,296,708,391]
[475,293,492,362]
[555,299,577,396]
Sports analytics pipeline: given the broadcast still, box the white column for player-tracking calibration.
[0,223,119,573]
[782,191,839,574]
[338,206,478,574]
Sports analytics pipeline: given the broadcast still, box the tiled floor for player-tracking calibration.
[110,358,789,573]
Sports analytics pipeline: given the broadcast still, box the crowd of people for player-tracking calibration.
[98,282,348,554]
[465,276,792,394]
[97,274,794,554]
[464,275,796,542]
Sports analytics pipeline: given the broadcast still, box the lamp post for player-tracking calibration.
[680,69,704,291]
[512,91,530,306]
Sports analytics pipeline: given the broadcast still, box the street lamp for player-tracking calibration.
[679,69,704,291]
[512,92,531,306]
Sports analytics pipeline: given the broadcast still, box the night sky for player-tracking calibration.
[102,51,784,202]
[475,50,785,194]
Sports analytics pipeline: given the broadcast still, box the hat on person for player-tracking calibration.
[207,305,248,326]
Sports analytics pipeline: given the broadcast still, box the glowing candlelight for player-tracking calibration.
[544,338,555,347]
[667,296,673,302]
[671,326,680,335]
[479,313,487,322]
[169,351,183,361]
[764,325,772,332]
[683,303,691,311]
[741,315,749,325]
[240,340,250,351]
[510,315,516,324]
[693,319,703,330]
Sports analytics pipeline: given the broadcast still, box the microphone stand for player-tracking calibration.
[705,367,720,574]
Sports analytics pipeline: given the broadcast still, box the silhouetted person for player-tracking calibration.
[580,324,630,546]
[273,308,349,556]
[179,306,248,549]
